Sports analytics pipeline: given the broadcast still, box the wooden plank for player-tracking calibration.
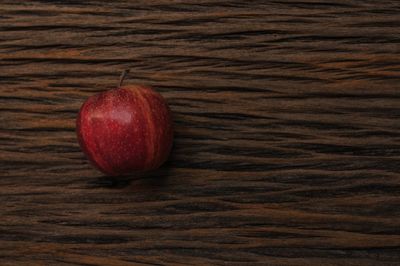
[1,1,400,265]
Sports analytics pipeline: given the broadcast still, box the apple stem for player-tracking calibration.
[119,69,130,87]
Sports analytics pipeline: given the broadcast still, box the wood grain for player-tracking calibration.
[1,0,400,265]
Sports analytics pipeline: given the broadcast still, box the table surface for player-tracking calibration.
[1,1,400,265]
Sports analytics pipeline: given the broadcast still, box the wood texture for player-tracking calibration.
[1,1,400,265]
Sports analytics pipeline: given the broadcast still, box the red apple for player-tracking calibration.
[76,71,173,176]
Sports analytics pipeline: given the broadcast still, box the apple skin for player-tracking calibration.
[76,85,173,176]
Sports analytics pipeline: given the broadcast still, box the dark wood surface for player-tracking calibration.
[1,1,400,265]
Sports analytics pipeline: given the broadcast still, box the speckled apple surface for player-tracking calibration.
[76,85,173,176]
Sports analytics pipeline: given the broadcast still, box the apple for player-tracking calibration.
[76,70,173,176]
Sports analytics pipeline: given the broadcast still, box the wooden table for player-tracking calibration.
[1,1,400,265]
